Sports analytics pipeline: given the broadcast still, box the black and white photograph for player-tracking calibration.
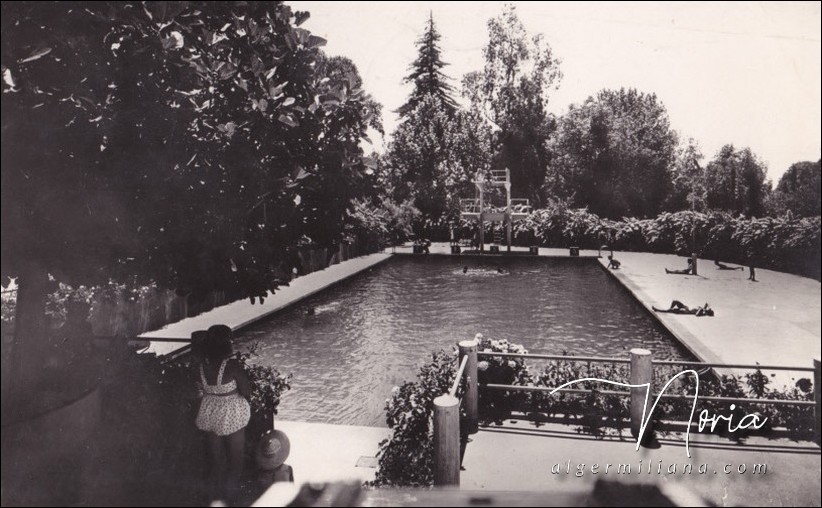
[1,1,820,506]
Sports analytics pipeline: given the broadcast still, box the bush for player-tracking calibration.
[512,207,821,279]
[370,350,461,487]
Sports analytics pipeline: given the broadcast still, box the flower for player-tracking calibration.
[391,386,400,395]
[478,361,490,372]
[508,361,517,369]
[474,333,484,341]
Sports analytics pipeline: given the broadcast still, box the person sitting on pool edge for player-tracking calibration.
[714,260,743,271]
[652,300,714,317]
[665,258,693,275]
[607,255,621,270]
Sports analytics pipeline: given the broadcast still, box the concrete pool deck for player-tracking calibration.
[139,252,392,356]
[460,419,821,506]
[600,252,821,384]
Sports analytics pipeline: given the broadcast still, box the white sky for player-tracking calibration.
[291,1,821,182]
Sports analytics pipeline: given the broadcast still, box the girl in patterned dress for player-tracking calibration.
[196,324,251,503]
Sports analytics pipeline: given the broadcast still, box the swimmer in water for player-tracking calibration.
[305,307,315,316]
[497,268,505,274]
[463,266,468,274]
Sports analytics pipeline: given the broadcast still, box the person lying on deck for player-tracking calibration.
[652,300,714,317]
[714,260,743,271]
[665,258,694,275]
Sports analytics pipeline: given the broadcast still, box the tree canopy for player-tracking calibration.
[396,13,457,118]
[704,145,771,218]
[545,88,678,218]
[2,1,379,301]
[768,160,821,218]
[383,94,492,231]
[462,4,562,207]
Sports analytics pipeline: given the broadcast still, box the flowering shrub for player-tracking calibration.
[475,334,534,421]
[370,350,461,487]
[474,335,815,440]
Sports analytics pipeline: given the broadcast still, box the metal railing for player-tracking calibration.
[433,344,822,486]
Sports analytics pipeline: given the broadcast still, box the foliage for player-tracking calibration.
[463,4,562,207]
[513,207,821,279]
[383,95,492,233]
[767,160,821,218]
[2,1,378,301]
[665,138,707,212]
[474,336,815,440]
[343,197,419,250]
[397,13,457,117]
[704,145,772,218]
[370,350,461,487]
[545,88,678,218]
[235,344,293,448]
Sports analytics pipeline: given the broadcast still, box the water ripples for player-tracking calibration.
[236,256,692,426]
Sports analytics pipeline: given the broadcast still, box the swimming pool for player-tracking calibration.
[236,255,692,426]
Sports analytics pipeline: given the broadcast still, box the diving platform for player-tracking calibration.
[459,169,531,252]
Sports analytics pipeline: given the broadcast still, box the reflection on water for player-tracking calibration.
[236,256,692,426]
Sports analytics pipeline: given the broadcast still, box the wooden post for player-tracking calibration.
[433,394,460,486]
[691,252,698,276]
[630,348,653,440]
[459,339,479,434]
[814,359,821,445]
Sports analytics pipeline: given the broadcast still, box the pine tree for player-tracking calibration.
[397,13,457,118]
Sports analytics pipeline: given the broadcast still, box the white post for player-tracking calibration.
[630,348,653,440]
[433,394,460,486]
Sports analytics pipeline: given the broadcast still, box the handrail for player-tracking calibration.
[484,383,815,406]
[485,383,629,397]
[478,351,630,363]
[477,351,813,372]
[652,359,815,372]
[450,355,469,398]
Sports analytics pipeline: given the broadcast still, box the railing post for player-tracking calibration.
[433,394,460,487]
[630,348,653,440]
[814,358,821,444]
[459,339,479,434]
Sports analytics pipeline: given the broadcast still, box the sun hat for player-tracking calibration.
[255,430,291,471]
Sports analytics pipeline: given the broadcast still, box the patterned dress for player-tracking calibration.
[195,359,251,436]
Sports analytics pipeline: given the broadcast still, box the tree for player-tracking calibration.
[397,13,457,118]
[767,160,821,217]
[462,4,562,206]
[666,139,707,212]
[384,94,492,233]
[704,145,771,217]
[545,88,678,218]
[2,2,377,389]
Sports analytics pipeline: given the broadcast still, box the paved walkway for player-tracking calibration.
[273,420,388,484]
[601,252,821,385]
[139,253,391,356]
[461,419,821,506]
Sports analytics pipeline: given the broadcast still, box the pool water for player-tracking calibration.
[236,256,692,426]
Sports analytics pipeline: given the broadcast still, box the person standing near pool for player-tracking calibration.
[195,324,251,504]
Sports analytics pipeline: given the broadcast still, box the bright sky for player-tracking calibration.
[291,1,821,182]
